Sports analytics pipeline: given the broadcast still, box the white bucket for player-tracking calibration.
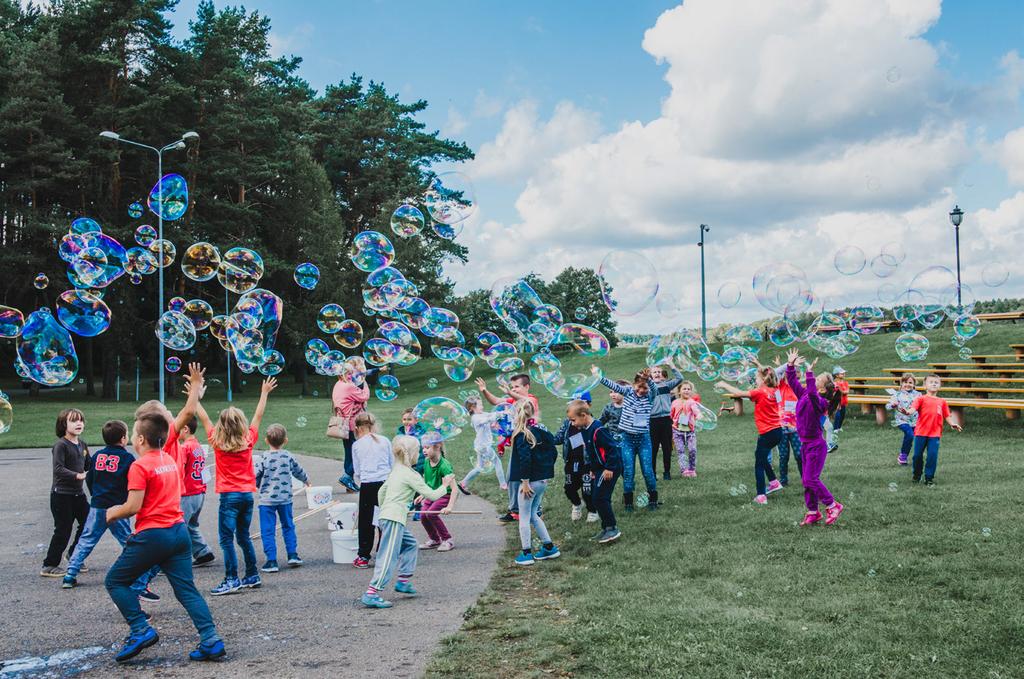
[326,502,358,532]
[305,485,333,509]
[330,530,359,564]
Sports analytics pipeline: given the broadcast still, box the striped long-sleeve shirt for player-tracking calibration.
[599,377,650,434]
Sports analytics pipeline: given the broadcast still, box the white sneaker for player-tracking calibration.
[436,539,454,552]
[585,512,599,523]
[419,539,441,550]
[571,505,583,521]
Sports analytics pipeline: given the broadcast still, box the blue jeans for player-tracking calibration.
[833,406,847,430]
[218,492,257,579]
[181,493,212,559]
[778,427,803,486]
[259,503,297,561]
[898,424,914,457]
[754,428,782,496]
[339,432,356,486]
[65,507,153,591]
[105,523,220,643]
[912,436,941,479]
[518,480,552,551]
[620,430,656,495]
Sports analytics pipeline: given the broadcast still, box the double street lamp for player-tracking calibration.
[99,129,199,402]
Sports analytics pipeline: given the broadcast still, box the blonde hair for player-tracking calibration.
[757,366,779,388]
[212,406,250,452]
[134,399,169,420]
[354,411,383,443]
[391,434,420,467]
[511,400,537,448]
[672,381,695,398]
[567,400,590,417]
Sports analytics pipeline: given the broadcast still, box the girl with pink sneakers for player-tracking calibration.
[716,368,785,505]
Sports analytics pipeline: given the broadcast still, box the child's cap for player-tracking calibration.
[833,366,846,375]
[571,389,592,404]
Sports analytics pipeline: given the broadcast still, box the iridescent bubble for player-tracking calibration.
[953,315,980,341]
[294,263,320,290]
[148,239,176,268]
[128,202,144,219]
[375,374,401,402]
[877,282,901,303]
[165,356,182,373]
[182,242,222,282]
[423,171,476,226]
[752,263,814,316]
[259,349,285,376]
[696,352,721,381]
[318,350,348,376]
[296,416,308,428]
[349,231,396,273]
[718,282,741,309]
[134,225,157,246]
[317,304,346,334]
[432,221,461,240]
[0,305,25,338]
[363,337,398,366]
[148,173,188,221]
[0,393,11,434]
[982,262,1008,288]
[482,342,518,369]
[635,492,649,509]
[125,247,158,276]
[72,247,108,287]
[379,321,422,367]
[767,317,799,347]
[232,310,258,331]
[834,246,866,275]
[305,338,329,366]
[426,377,439,390]
[497,357,525,373]
[156,311,197,351]
[550,323,610,358]
[33,273,49,290]
[235,289,283,358]
[422,306,460,339]
[55,290,112,337]
[183,299,214,331]
[723,324,762,349]
[168,297,187,313]
[655,292,682,318]
[958,346,973,360]
[894,333,928,362]
[870,254,899,278]
[17,308,78,386]
[129,274,143,285]
[692,402,719,431]
[333,320,364,349]
[59,233,87,263]
[573,307,587,321]
[217,247,263,293]
[888,482,898,492]
[881,241,906,263]
[70,217,101,235]
[444,356,474,383]
[413,396,470,443]
[431,331,467,361]
[390,204,426,238]
[598,250,659,316]
[848,306,885,335]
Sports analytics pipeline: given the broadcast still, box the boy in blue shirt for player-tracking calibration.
[255,424,310,573]
[567,400,623,544]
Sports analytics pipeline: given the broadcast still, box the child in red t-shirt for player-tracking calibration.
[178,416,214,568]
[196,377,276,595]
[910,374,963,485]
[717,367,784,504]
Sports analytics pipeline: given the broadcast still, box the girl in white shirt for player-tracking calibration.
[458,397,508,494]
[351,412,393,568]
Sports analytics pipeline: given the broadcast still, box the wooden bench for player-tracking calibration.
[966,354,1020,364]
[929,361,1024,371]
[847,393,1024,426]
[1012,344,1024,359]
[977,311,1024,323]
[882,367,1024,378]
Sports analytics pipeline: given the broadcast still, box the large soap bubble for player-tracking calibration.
[317,304,346,333]
[70,217,101,235]
[0,305,25,338]
[333,319,364,349]
[17,308,79,386]
[598,250,659,316]
[349,231,396,273]
[181,243,221,282]
[259,349,286,376]
[148,173,188,221]
[834,246,866,275]
[895,333,929,362]
[55,290,111,337]
[148,239,176,268]
[182,299,214,332]
[375,374,400,401]
[423,172,476,226]
[718,281,742,309]
[235,289,283,357]
[953,314,981,341]
[413,397,470,444]
[294,263,320,290]
[156,311,197,351]
[753,263,816,316]
[217,247,264,293]
[135,225,157,246]
[390,204,426,238]
[982,262,1008,288]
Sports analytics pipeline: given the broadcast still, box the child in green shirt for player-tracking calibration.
[417,440,460,552]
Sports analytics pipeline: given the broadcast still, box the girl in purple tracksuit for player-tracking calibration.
[784,350,844,527]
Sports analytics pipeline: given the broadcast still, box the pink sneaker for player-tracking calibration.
[766,480,783,494]
[684,470,697,478]
[825,502,845,525]
[753,494,768,505]
[799,511,822,526]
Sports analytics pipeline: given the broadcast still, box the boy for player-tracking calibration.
[255,424,310,572]
[395,408,426,474]
[63,421,154,597]
[41,408,89,578]
[567,400,622,544]
[105,372,224,663]
[599,383,625,439]
[179,416,215,568]
[555,392,597,523]
[832,366,849,432]
[476,374,540,522]
[910,374,963,485]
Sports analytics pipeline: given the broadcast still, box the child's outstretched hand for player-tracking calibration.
[186,362,206,387]
[786,349,800,365]
[183,381,207,399]
[261,377,278,394]
[474,377,487,391]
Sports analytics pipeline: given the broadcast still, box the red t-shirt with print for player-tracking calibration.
[180,437,207,496]
[748,387,782,434]
[128,449,184,533]
[209,426,258,493]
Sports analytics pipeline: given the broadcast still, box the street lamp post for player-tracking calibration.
[949,205,964,309]
[99,130,199,402]
[698,224,710,340]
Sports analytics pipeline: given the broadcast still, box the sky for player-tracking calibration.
[164,0,1024,333]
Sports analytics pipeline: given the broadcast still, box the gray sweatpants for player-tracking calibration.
[180,493,212,559]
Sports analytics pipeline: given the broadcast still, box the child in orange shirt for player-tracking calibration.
[910,374,963,485]
[832,367,849,431]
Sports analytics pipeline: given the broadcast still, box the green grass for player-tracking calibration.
[4,323,1024,678]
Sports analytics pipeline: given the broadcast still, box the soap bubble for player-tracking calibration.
[423,172,476,226]
[70,217,101,235]
[427,377,439,389]
[0,394,10,434]
[129,273,142,285]
[573,307,587,321]
[718,281,742,308]
[696,352,722,381]
[183,299,214,332]
[953,315,980,341]
[488,277,553,340]
[318,350,347,376]
[598,250,659,316]
[655,292,682,318]
[33,273,49,290]
[958,346,973,360]
[767,317,799,347]
[349,231,396,272]
[834,246,866,275]
[422,306,460,340]
[317,304,346,334]
[17,308,79,386]
[870,254,899,278]
[156,311,197,351]
[635,492,649,509]
[235,289,283,357]
[432,221,461,240]
[168,297,186,313]
[333,319,364,349]
[982,262,1008,288]
[981,527,991,537]
[293,263,320,290]
[55,290,111,337]
[848,306,885,335]
[693,402,719,431]
[390,204,426,238]
[147,238,175,267]
[134,224,157,246]
[305,338,329,366]
[296,416,308,428]
[71,247,108,287]
[147,173,188,221]
[125,247,157,276]
[217,247,263,293]
[888,482,898,492]
[128,202,144,219]
[165,356,182,373]
[894,333,929,362]
[550,323,610,358]
[723,324,762,349]
[181,243,221,282]
[375,374,400,401]
[752,263,815,316]
[880,241,906,263]
[0,305,25,338]
[413,396,470,443]
[259,349,285,376]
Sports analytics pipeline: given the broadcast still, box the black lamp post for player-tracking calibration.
[698,224,710,339]
[949,205,963,308]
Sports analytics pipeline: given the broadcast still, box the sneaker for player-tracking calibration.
[338,475,360,493]
[535,544,561,560]
[261,560,279,573]
[624,504,634,513]
[585,512,600,523]
[287,554,303,567]
[598,528,622,544]
[352,556,370,569]
[210,578,241,596]
[514,552,535,566]
[924,478,935,487]
[40,566,66,578]
[897,453,908,466]
[912,475,921,483]
[189,638,226,661]
[663,472,671,481]
[497,512,516,523]
[361,592,393,608]
[511,512,520,521]
[419,539,441,550]
[78,565,90,573]
[647,502,659,511]
[115,627,159,663]
[753,494,768,505]
[825,502,845,525]
[62,576,77,589]
[571,504,583,521]
[240,575,262,589]
[394,581,418,595]
[457,483,472,496]
[800,511,822,526]
[138,588,160,602]
[682,470,696,478]
[766,480,783,494]
[436,539,454,552]
[412,512,421,521]
[193,553,215,568]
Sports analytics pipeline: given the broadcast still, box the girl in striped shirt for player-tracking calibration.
[592,366,658,512]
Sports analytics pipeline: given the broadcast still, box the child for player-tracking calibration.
[910,374,963,485]
[63,421,153,596]
[594,366,658,512]
[395,408,426,474]
[418,439,460,551]
[554,393,597,522]
[509,401,560,565]
[886,373,921,466]
[670,382,700,477]
[41,408,90,578]
[832,366,849,431]
[476,374,540,523]
[196,376,277,595]
[784,350,844,526]
[647,365,684,481]
[773,363,803,487]
[255,424,310,573]
[716,368,784,505]
[333,359,370,492]
[352,412,393,569]
[599,385,625,439]
[179,416,215,568]
[361,435,452,608]
[459,397,508,494]
[567,400,623,544]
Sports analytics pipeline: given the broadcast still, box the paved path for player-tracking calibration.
[0,449,504,677]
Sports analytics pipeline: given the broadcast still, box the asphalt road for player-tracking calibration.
[0,448,504,678]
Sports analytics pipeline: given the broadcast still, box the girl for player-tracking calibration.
[197,377,276,595]
[670,382,700,477]
[459,397,508,494]
[41,408,90,578]
[886,373,921,466]
[593,365,658,512]
[509,401,560,565]
[395,407,425,474]
[773,362,802,487]
[351,412,393,569]
[417,439,460,551]
[783,350,844,525]
[716,367,784,505]
[647,365,684,480]
[333,358,370,492]
[361,435,451,608]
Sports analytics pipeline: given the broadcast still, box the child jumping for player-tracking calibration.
[255,424,310,573]
[41,408,89,578]
[910,374,963,485]
[716,367,784,505]
[509,401,561,565]
[568,399,623,544]
[670,382,700,477]
[773,362,803,487]
[886,373,921,466]
[459,396,508,494]
[418,439,460,552]
[352,412,393,569]
[594,366,658,512]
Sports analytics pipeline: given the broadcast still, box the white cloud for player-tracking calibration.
[996,126,1024,186]
[442,106,468,137]
[268,23,314,58]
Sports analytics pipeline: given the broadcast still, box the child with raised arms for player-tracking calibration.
[593,365,658,512]
[458,396,508,495]
[716,367,784,505]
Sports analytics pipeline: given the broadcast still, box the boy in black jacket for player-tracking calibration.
[568,399,622,544]
[554,392,597,523]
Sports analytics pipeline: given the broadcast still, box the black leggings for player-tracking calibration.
[356,481,383,559]
[44,492,89,568]
[650,416,674,474]
[563,461,595,512]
